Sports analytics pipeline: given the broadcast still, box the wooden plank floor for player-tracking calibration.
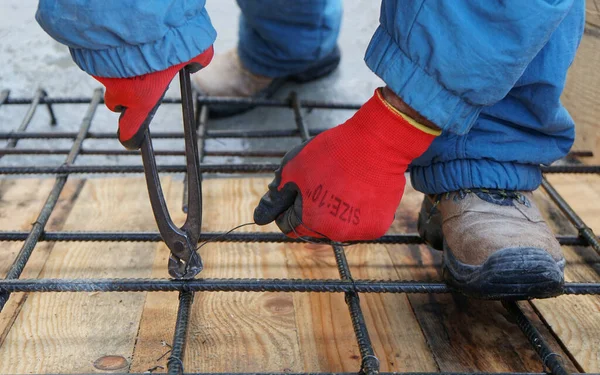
[565,0,600,162]
[0,175,598,373]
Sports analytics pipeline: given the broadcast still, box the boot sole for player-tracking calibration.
[204,46,342,119]
[443,244,565,300]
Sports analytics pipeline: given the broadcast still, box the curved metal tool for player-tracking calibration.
[140,66,203,279]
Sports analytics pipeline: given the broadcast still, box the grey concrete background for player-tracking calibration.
[0,0,383,168]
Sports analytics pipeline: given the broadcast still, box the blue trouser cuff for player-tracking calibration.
[69,10,216,78]
[364,26,483,135]
[410,159,542,195]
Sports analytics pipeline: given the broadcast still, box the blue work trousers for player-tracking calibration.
[36,0,585,194]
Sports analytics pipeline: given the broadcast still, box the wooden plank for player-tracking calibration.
[586,0,600,28]
[544,174,600,233]
[0,178,82,346]
[132,178,303,373]
[285,243,360,372]
[531,175,600,372]
[536,10,598,329]
[0,177,170,374]
[563,14,600,162]
[124,179,184,373]
[229,178,436,372]
[177,178,301,373]
[287,241,438,372]
[385,183,578,373]
[132,177,436,373]
[2,176,595,373]
[127,245,178,373]
[346,244,439,372]
[292,196,438,372]
[0,179,56,277]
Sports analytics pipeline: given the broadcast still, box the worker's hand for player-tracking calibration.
[93,46,214,150]
[253,88,439,242]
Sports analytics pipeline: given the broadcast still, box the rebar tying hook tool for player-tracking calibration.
[139,66,203,279]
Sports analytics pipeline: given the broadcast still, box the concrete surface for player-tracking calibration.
[0,1,383,168]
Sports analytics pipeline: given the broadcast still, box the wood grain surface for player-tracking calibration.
[531,175,600,372]
[0,176,597,373]
[564,0,600,162]
[0,178,82,347]
[0,177,171,373]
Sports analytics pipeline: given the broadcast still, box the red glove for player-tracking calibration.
[93,46,214,150]
[253,88,439,241]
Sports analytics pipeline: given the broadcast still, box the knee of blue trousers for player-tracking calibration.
[366,1,583,194]
[36,0,217,78]
[236,0,342,77]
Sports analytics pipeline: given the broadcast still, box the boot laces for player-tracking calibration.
[430,189,530,215]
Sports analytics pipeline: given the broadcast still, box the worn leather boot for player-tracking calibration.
[417,189,564,300]
[191,47,340,118]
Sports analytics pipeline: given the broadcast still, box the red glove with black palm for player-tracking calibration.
[254,88,439,242]
[93,46,214,150]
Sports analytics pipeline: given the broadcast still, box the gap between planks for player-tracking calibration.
[0,177,172,373]
[0,178,83,347]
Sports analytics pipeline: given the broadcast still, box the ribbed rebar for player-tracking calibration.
[2,89,46,153]
[0,231,420,243]
[0,163,278,175]
[168,291,194,375]
[332,244,379,375]
[540,165,600,173]
[0,164,597,176]
[541,177,600,254]
[4,94,362,110]
[290,92,311,141]
[0,128,328,140]
[0,148,289,157]
[0,278,597,295]
[503,301,570,375]
[0,231,594,247]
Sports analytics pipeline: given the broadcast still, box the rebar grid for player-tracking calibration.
[0,89,599,375]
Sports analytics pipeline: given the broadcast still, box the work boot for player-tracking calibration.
[417,189,565,300]
[191,47,341,118]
